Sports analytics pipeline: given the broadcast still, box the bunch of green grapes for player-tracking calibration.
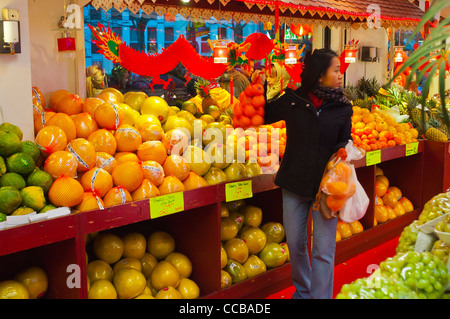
[435,214,450,233]
[396,220,420,253]
[418,192,450,225]
[380,251,449,299]
[336,276,419,299]
[431,240,450,264]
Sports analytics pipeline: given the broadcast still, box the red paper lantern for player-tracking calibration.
[213,45,227,64]
[285,46,297,65]
[57,37,76,52]
[344,47,357,64]
[394,47,404,63]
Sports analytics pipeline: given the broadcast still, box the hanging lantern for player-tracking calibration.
[57,30,76,52]
[343,45,358,64]
[394,47,404,63]
[212,39,230,64]
[285,46,297,65]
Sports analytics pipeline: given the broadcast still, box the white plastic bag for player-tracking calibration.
[336,141,369,223]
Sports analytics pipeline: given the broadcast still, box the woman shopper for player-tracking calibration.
[264,49,353,299]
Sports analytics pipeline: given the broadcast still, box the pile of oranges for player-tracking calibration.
[31,87,212,212]
[373,167,414,226]
[351,106,419,152]
[232,77,265,129]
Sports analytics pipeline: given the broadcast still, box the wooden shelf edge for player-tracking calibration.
[202,262,291,299]
[335,209,420,264]
[0,214,79,257]
[352,140,424,168]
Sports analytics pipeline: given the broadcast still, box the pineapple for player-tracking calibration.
[195,79,219,113]
[425,117,449,142]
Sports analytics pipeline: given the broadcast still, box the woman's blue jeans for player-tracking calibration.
[282,188,338,299]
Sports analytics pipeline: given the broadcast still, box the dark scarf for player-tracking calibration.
[312,86,352,107]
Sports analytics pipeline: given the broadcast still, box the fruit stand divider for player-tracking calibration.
[0,141,442,299]
[422,141,450,204]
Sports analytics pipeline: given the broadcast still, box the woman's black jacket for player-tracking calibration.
[264,86,353,200]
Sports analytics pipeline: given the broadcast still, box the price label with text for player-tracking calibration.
[366,150,381,166]
[150,192,184,219]
[405,142,419,156]
[225,180,253,202]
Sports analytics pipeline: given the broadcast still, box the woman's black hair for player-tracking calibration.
[300,49,339,92]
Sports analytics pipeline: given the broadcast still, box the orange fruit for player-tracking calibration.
[163,129,189,156]
[393,202,406,216]
[44,112,77,142]
[34,110,56,135]
[336,230,341,242]
[348,220,363,234]
[158,176,185,195]
[326,181,350,199]
[111,161,144,192]
[71,112,98,139]
[32,87,46,108]
[333,162,352,181]
[74,192,105,212]
[141,160,165,186]
[382,190,398,208]
[49,89,71,110]
[97,91,122,104]
[103,186,132,207]
[375,194,383,205]
[387,186,402,200]
[55,93,83,115]
[376,175,389,188]
[375,180,388,197]
[243,104,256,117]
[35,125,68,155]
[374,205,388,223]
[44,150,78,179]
[131,179,160,201]
[95,152,117,174]
[66,138,97,172]
[137,140,167,165]
[82,97,104,114]
[336,221,352,239]
[162,155,190,182]
[114,152,139,164]
[251,114,264,127]
[326,195,346,212]
[399,197,414,212]
[133,114,164,142]
[114,124,142,152]
[94,101,124,130]
[182,171,208,191]
[32,102,44,121]
[386,205,397,220]
[48,176,84,207]
[80,167,113,198]
[87,129,117,156]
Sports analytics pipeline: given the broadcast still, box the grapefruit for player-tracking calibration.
[137,140,167,165]
[94,101,124,130]
[165,252,192,279]
[158,176,185,195]
[243,255,267,278]
[122,232,147,259]
[74,192,105,212]
[88,279,117,299]
[113,268,146,299]
[182,171,208,191]
[66,138,97,172]
[35,125,68,155]
[86,259,114,282]
[239,226,267,254]
[93,232,124,264]
[0,280,29,299]
[111,161,144,193]
[48,176,84,207]
[162,154,190,182]
[14,266,48,299]
[176,278,200,299]
[43,150,78,179]
[224,238,249,264]
[45,112,77,142]
[141,161,165,186]
[131,179,160,201]
[103,186,132,207]
[141,96,170,123]
[95,152,117,174]
[147,231,175,260]
[261,222,285,243]
[150,261,180,290]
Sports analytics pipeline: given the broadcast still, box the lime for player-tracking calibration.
[0,186,22,215]
[206,105,221,120]
[0,172,26,190]
[39,204,57,214]
[20,186,46,211]
[0,157,6,177]
[0,130,22,158]
[0,212,6,222]
[20,141,41,163]
[6,153,35,176]
[181,101,197,115]
[11,206,35,215]
[26,168,53,194]
[0,122,23,141]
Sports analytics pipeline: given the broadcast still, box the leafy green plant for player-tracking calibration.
[391,0,450,134]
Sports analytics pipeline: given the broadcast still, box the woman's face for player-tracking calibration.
[319,56,343,89]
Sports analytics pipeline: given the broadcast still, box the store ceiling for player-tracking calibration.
[84,0,425,29]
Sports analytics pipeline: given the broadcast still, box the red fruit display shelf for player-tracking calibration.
[0,141,428,299]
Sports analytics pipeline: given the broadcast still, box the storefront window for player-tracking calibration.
[83,5,313,98]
